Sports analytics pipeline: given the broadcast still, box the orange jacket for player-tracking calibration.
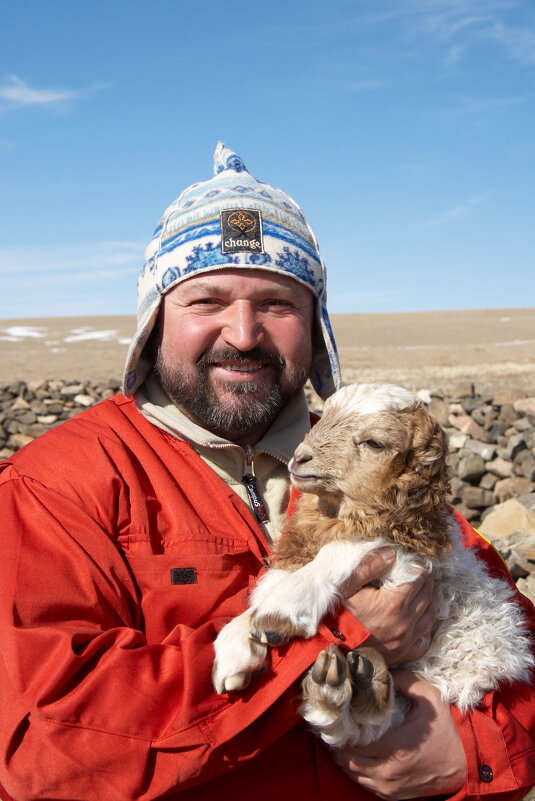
[0,394,533,801]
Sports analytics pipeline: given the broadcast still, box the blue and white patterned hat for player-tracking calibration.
[122,143,342,399]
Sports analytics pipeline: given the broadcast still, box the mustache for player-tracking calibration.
[197,347,285,370]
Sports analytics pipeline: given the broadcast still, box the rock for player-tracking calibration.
[60,383,86,396]
[493,389,525,405]
[494,477,535,504]
[452,381,474,398]
[515,576,535,605]
[517,493,535,513]
[505,433,526,460]
[461,485,494,509]
[480,499,535,539]
[448,412,484,439]
[513,397,535,420]
[486,456,513,479]
[515,451,535,481]
[457,453,486,482]
[452,503,480,522]
[498,404,518,426]
[479,472,499,490]
[508,551,532,580]
[428,397,450,426]
[10,396,31,411]
[7,433,34,449]
[73,394,95,407]
[464,439,496,461]
[448,432,467,450]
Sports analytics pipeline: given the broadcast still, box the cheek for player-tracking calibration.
[160,318,216,364]
[271,318,313,364]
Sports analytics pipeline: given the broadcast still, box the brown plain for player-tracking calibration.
[0,307,533,394]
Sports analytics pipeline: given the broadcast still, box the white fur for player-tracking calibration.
[327,382,419,417]
[212,539,429,695]
[212,382,534,749]
[213,518,534,746]
[212,609,267,694]
[298,519,534,746]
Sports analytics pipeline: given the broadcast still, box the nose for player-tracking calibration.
[220,301,263,352]
[292,444,313,464]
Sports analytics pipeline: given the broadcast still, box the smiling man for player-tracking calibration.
[153,269,314,444]
[0,145,533,801]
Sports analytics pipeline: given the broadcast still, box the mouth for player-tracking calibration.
[288,459,322,483]
[209,361,273,380]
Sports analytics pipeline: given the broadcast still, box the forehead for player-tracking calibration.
[166,268,314,302]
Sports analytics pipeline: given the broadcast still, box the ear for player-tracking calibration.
[396,406,450,498]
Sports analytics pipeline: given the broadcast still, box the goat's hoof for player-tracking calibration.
[222,671,251,693]
[311,646,350,687]
[347,650,375,688]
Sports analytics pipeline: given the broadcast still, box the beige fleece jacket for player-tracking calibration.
[135,373,311,544]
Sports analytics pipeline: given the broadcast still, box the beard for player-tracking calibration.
[154,345,310,440]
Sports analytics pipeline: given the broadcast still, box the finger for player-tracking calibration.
[341,547,396,597]
[401,632,432,662]
[332,747,380,770]
[390,667,424,695]
[412,595,438,641]
[407,573,435,618]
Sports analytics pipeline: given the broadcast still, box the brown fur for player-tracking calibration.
[275,401,451,572]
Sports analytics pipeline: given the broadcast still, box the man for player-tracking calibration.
[0,144,533,801]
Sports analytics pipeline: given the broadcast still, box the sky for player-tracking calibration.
[0,0,534,319]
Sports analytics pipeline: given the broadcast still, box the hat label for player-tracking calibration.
[220,209,264,253]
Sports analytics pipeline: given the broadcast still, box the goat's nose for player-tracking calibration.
[292,445,313,464]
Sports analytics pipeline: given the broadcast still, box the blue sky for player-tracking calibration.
[1,0,534,318]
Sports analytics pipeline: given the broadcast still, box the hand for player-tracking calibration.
[333,670,467,800]
[343,562,438,666]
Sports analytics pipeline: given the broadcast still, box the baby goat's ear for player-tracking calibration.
[400,406,450,494]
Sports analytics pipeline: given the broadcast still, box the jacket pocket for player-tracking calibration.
[125,546,258,642]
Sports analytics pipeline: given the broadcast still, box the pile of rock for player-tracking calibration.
[0,378,121,455]
[2,378,535,604]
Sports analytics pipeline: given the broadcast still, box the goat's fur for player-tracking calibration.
[212,383,534,747]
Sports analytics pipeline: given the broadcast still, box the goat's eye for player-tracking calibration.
[363,439,384,450]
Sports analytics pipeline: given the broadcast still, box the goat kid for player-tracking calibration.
[212,383,534,748]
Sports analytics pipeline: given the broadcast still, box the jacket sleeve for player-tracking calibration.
[447,515,535,801]
[0,465,366,800]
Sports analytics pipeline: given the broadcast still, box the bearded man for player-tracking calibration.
[0,145,533,801]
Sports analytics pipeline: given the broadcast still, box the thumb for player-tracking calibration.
[342,546,396,597]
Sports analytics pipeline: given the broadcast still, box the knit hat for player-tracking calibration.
[122,143,342,399]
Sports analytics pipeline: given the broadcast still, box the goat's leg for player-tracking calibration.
[300,646,395,748]
[212,609,268,694]
[251,539,386,646]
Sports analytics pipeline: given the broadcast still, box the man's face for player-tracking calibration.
[154,268,314,444]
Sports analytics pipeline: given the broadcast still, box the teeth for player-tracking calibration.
[220,363,263,372]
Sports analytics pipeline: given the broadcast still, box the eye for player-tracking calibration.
[362,439,385,450]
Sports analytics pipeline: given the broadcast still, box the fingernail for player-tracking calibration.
[378,546,396,563]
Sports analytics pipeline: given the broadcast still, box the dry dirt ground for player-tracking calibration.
[0,307,534,394]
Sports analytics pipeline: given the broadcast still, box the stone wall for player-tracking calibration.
[2,378,535,605]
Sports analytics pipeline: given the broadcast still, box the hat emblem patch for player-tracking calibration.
[221,208,264,254]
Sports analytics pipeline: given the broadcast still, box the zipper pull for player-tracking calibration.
[243,448,270,524]
[243,475,270,524]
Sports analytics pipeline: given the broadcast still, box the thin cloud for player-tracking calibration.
[0,75,77,109]
[421,192,490,227]
[0,242,145,284]
[353,0,535,69]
